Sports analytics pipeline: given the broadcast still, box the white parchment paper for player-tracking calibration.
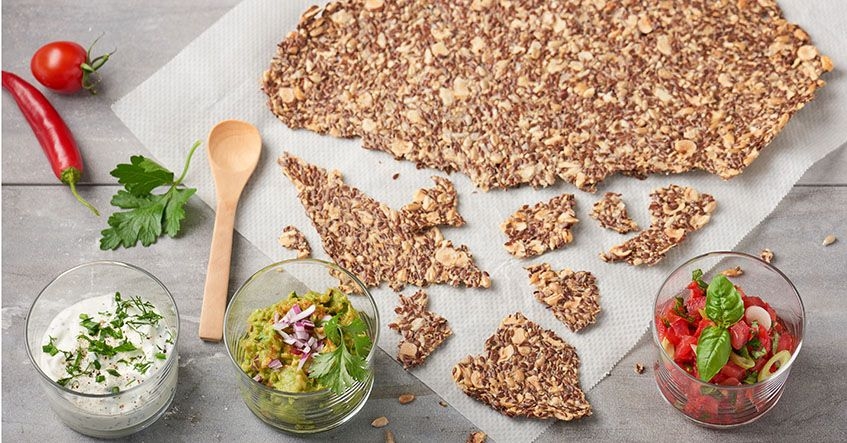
[112,1,847,440]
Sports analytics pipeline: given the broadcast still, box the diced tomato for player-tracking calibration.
[685,295,706,321]
[729,321,751,350]
[710,373,727,384]
[675,335,697,364]
[753,356,768,373]
[668,319,690,345]
[719,362,746,380]
[684,393,720,419]
[718,377,742,386]
[687,280,705,298]
[663,304,687,325]
[757,324,771,355]
[777,332,795,354]
[655,315,668,342]
[693,318,714,340]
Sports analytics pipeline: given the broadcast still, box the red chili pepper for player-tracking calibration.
[2,71,99,215]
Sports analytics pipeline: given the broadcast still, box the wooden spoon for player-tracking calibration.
[199,120,262,342]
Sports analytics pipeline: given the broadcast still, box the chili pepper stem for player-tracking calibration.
[61,167,100,216]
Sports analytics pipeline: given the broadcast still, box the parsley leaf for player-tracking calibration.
[100,141,200,250]
[110,155,174,196]
[42,336,61,356]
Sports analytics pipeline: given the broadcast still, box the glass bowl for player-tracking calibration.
[223,259,379,434]
[652,251,804,428]
[25,261,180,438]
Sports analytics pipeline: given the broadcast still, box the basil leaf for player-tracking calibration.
[705,275,744,327]
[692,269,708,290]
[696,326,731,382]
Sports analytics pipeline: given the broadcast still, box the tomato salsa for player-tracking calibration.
[656,269,797,386]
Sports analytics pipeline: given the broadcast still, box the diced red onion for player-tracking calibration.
[297,353,309,371]
[268,359,283,369]
[253,374,262,382]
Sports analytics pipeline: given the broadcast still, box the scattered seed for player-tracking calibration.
[399,393,416,404]
[384,429,396,443]
[372,416,389,428]
[721,266,743,277]
[760,248,774,263]
[439,400,448,407]
[822,234,837,246]
[392,173,400,180]
[634,363,645,374]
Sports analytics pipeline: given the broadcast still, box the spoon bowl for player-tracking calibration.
[199,120,262,342]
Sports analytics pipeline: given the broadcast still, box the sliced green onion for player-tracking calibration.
[758,350,791,382]
[730,352,755,369]
[661,337,675,358]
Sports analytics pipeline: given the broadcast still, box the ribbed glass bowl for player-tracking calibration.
[223,259,379,434]
[652,252,804,428]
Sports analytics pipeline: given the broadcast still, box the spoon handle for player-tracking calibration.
[199,199,238,342]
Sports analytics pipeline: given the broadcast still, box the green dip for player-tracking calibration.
[239,288,359,393]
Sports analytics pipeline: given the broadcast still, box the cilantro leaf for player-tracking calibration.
[308,313,372,394]
[42,336,60,356]
[110,156,174,197]
[100,141,200,250]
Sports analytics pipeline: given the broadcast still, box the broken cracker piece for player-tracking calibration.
[601,185,716,266]
[400,176,465,231]
[452,312,592,421]
[279,153,490,291]
[526,264,600,332]
[591,192,638,234]
[501,194,578,258]
[467,431,487,443]
[388,290,452,369]
[277,225,312,258]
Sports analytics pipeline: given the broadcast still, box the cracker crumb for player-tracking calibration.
[399,393,416,404]
[384,429,396,443]
[635,363,645,374]
[721,266,744,277]
[372,416,389,428]
[823,234,837,246]
[467,431,487,443]
[277,225,312,258]
[760,248,774,263]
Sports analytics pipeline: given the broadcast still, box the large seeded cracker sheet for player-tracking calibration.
[112,0,847,441]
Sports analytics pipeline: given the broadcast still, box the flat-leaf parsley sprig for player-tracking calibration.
[100,141,200,250]
[308,313,372,394]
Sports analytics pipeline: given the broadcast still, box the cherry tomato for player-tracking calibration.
[31,42,87,93]
[30,38,113,94]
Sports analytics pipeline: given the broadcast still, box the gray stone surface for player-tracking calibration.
[2,1,846,442]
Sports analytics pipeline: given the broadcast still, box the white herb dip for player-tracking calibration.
[40,293,175,395]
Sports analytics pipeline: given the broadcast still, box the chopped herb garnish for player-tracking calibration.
[110,386,120,395]
[42,336,60,356]
[96,374,106,383]
[155,352,167,360]
[106,368,121,377]
[134,361,153,374]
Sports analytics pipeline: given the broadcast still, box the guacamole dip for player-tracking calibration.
[239,288,361,393]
